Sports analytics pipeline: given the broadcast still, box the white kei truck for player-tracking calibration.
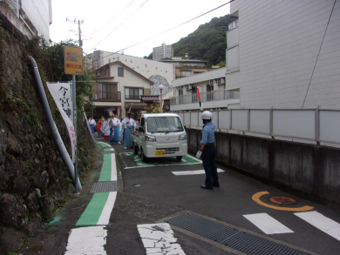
[132,113,188,162]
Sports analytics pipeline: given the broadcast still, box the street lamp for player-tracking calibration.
[158,84,164,107]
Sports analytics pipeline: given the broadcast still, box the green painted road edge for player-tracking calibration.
[76,192,110,226]
[75,141,114,226]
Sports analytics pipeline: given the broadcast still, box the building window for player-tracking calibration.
[182,71,191,77]
[118,67,124,77]
[125,88,143,99]
[97,83,112,99]
[102,84,111,99]
[207,85,214,101]
[226,45,239,73]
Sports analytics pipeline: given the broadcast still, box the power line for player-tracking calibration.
[114,0,234,54]
[86,0,150,53]
[87,0,234,65]
[85,0,136,37]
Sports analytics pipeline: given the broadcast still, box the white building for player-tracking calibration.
[226,0,340,109]
[92,61,154,119]
[171,67,240,112]
[0,0,52,42]
[87,50,175,98]
[152,43,173,61]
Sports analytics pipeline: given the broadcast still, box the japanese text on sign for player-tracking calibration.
[64,46,83,75]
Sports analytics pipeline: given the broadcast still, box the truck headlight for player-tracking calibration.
[178,133,187,140]
[145,135,156,141]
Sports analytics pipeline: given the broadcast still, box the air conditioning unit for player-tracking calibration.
[209,80,214,85]
[186,84,192,90]
[93,94,98,99]
[218,78,225,84]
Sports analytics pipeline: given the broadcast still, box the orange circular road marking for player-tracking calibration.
[252,191,314,212]
[270,196,296,205]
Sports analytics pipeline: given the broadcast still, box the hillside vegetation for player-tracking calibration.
[146,15,233,65]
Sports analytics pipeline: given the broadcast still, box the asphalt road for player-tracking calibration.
[17,136,340,255]
[105,139,340,255]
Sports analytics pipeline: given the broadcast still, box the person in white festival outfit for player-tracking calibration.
[121,112,136,149]
[89,117,96,134]
[112,114,121,144]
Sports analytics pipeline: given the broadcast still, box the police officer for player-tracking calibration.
[196,111,219,190]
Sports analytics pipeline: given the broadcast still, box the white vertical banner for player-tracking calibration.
[47,82,76,163]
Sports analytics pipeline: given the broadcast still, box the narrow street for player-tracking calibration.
[87,137,340,254]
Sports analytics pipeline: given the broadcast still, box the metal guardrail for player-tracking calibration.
[176,108,340,148]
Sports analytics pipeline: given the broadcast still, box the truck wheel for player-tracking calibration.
[176,156,182,162]
[133,143,138,155]
[140,148,148,163]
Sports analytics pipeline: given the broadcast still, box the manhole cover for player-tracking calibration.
[269,196,296,205]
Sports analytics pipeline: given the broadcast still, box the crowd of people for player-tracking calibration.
[89,112,136,149]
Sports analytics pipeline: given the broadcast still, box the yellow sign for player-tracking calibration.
[64,45,83,75]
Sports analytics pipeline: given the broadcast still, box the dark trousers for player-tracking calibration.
[202,144,219,187]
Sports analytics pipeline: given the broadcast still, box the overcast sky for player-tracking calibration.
[50,0,231,58]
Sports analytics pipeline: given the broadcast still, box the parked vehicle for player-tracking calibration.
[132,113,187,162]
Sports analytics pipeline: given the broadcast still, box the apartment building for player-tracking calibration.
[170,0,340,112]
[226,0,340,109]
[0,0,52,42]
[152,43,173,60]
[170,67,241,112]
[160,53,219,79]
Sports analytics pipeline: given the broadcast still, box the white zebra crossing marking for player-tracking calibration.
[137,223,186,255]
[65,226,107,255]
[172,168,224,175]
[243,213,294,235]
[295,211,340,241]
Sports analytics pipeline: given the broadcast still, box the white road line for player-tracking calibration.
[66,144,118,254]
[97,192,117,225]
[172,168,225,176]
[137,223,186,255]
[65,226,107,255]
[243,213,294,235]
[295,211,340,241]
[111,153,117,181]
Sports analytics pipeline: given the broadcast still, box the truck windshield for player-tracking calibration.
[146,117,184,133]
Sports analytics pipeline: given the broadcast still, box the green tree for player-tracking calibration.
[46,40,95,115]
[170,14,233,65]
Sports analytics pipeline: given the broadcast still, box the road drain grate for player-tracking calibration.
[90,181,117,193]
[165,213,311,255]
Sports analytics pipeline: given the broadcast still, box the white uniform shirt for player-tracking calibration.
[112,117,120,126]
[121,117,136,129]
[89,118,96,125]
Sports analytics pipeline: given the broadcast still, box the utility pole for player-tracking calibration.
[66,17,84,193]
[66,17,84,47]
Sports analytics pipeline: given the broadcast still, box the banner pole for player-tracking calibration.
[72,76,79,193]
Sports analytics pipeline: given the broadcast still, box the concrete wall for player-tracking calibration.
[187,128,340,204]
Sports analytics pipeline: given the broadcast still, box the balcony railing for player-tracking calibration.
[171,90,240,105]
[93,91,121,102]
